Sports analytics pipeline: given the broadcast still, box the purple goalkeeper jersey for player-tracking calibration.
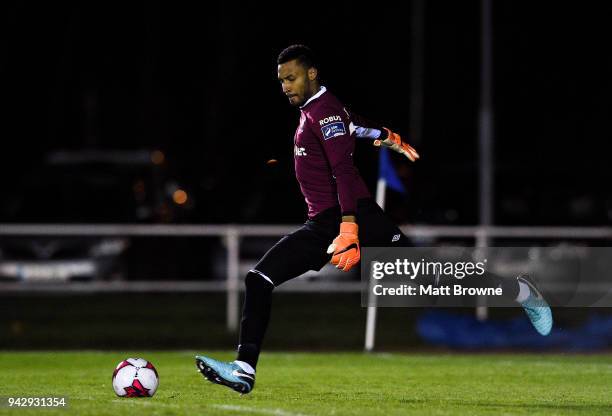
[293,86,371,218]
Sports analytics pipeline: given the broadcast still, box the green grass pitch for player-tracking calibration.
[1,351,611,415]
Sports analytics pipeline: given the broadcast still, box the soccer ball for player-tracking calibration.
[112,358,159,397]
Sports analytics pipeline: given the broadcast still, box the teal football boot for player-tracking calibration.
[195,355,255,394]
[517,274,553,336]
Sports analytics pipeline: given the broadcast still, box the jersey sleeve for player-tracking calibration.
[308,104,364,216]
[347,110,389,142]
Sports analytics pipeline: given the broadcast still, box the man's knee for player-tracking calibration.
[245,269,275,291]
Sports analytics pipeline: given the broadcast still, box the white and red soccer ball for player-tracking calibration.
[112,358,159,397]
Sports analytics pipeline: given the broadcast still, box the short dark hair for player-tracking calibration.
[277,44,317,70]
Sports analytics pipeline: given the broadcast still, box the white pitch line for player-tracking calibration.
[211,404,312,416]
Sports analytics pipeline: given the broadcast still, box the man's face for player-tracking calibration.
[277,60,316,107]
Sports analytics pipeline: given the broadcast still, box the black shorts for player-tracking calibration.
[251,198,410,287]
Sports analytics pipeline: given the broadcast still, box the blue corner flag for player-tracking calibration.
[378,147,406,194]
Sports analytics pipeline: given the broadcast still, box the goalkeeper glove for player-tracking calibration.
[326,222,360,272]
[373,127,420,162]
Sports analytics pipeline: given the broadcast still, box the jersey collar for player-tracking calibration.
[300,86,327,109]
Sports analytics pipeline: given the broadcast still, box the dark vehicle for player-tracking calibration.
[0,149,193,283]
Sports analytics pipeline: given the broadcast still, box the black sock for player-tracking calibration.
[236,271,274,370]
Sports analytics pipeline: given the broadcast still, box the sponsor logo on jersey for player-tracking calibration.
[321,122,346,140]
[294,146,307,156]
[319,115,342,126]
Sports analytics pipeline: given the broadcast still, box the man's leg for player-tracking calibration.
[196,220,334,393]
[357,197,517,295]
[356,198,551,335]
[234,270,274,370]
[236,221,335,369]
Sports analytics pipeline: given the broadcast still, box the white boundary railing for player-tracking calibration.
[2,224,612,335]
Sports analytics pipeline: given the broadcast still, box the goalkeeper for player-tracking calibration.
[196,45,552,394]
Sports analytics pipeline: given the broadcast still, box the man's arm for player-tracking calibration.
[348,110,420,162]
[347,111,388,141]
[348,111,385,136]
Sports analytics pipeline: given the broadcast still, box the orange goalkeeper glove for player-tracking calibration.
[373,127,420,162]
[326,222,360,272]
